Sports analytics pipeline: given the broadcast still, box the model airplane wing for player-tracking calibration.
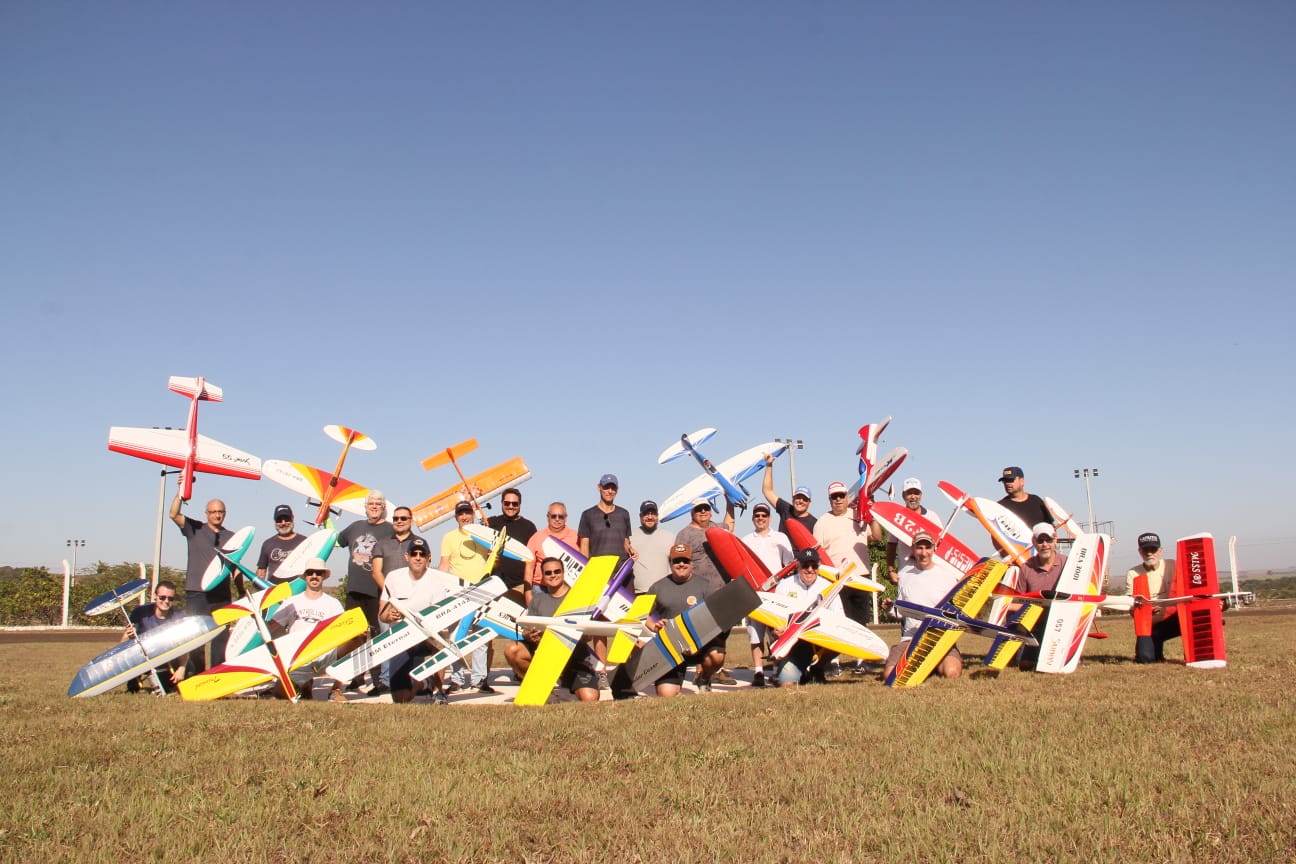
[273,528,339,583]
[409,628,498,683]
[463,523,535,562]
[937,480,1032,565]
[797,610,889,661]
[412,456,532,529]
[199,526,256,591]
[872,502,979,576]
[1035,534,1109,674]
[262,460,374,519]
[83,578,151,617]
[706,527,782,592]
[514,556,618,706]
[108,427,262,481]
[69,615,225,698]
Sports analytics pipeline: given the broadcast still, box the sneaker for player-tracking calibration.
[751,671,766,688]
[369,682,390,697]
[476,682,496,694]
[432,690,449,705]
[329,689,348,704]
[696,679,712,692]
[444,680,462,694]
[598,671,610,690]
[712,669,737,685]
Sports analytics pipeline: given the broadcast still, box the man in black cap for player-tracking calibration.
[257,504,308,585]
[996,467,1052,529]
[630,499,675,595]
[1125,532,1180,663]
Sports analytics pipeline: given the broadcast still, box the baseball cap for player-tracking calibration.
[912,530,935,547]
[827,481,849,496]
[999,466,1024,483]
[902,478,922,493]
[640,500,658,514]
[1032,523,1056,541]
[303,557,329,574]
[273,504,293,521]
[1137,532,1161,550]
[408,536,432,556]
[752,503,771,516]
[796,548,821,568]
[454,501,474,515]
[599,473,618,488]
[690,498,712,511]
[669,543,692,561]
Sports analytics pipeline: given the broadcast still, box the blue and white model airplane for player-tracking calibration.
[657,429,788,521]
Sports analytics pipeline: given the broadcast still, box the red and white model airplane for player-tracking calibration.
[107,376,261,501]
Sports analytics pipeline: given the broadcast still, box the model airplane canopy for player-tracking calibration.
[108,376,261,500]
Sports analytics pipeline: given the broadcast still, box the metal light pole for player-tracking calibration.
[152,428,178,591]
[63,540,85,628]
[774,438,805,497]
[1073,468,1098,531]
[66,539,85,586]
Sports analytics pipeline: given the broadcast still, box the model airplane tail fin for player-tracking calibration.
[420,439,478,471]
[938,559,1011,619]
[983,602,1044,670]
[167,376,223,402]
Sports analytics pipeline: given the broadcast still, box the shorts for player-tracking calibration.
[655,635,726,686]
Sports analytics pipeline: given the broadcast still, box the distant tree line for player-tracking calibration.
[0,562,185,627]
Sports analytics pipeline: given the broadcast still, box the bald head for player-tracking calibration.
[204,499,226,529]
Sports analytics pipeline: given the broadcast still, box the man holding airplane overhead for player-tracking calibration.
[170,484,234,673]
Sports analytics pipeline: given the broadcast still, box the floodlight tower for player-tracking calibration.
[774,438,805,497]
[1073,468,1098,531]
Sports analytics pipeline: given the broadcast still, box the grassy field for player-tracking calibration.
[2,609,1294,864]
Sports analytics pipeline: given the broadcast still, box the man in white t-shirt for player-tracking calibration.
[741,502,794,687]
[268,557,345,701]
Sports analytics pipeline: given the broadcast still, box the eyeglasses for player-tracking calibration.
[392,515,411,522]
[541,569,563,577]
[601,485,618,491]
[829,493,847,501]
[548,513,566,519]
[207,509,225,515]
[1035,537,1055,544]
[155,594,175,601]
[502,500,520,508]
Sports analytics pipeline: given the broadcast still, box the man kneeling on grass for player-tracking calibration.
[267,559,346,702]
[504,557,601,703]
[882,531,963,681]
[645,543,726,697]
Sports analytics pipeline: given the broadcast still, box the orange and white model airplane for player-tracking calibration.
[262,425,382,526]
[108,376,261,501]
[412,439,531,529]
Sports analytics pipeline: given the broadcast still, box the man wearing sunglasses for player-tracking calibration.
[525,502,579,588]
[996,466,1052,530]
[504,557,601,703]
[121,580,187,694]
[267,558,346,702]
[813,481,874,632]
[169,484,234,673]
[380,537,455,704]
[741,503,794,687]
[256,504,308,585]
[672,499,738,685]
[368,505,423,696]
[486,487,538,606]
[439,501,494,692]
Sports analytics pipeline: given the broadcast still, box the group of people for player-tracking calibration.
[130,459,1183,700]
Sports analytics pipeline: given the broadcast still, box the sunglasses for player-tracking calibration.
[693,506,712,513]
[548,513,566,519]
[829,492,847,500]
[671,558,690,565]
[753,512,769,518]
[408,550,429,558]
[799,563,818,570]
[392,515,411,521]
[541,569,563,577]
[502,500,520,507]
[274,517,292,524]
[303,570,326,576]
[155,594,175,601]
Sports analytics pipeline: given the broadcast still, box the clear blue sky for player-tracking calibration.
[3,3,1292,577]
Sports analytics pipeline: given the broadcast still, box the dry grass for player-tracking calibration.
[1,609,1294,864]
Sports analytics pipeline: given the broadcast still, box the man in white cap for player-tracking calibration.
[868,478,933,584]
[742,502,793,686]
[813,480,873,629]
[1012,522,1064,669]
[761,453,817,539]
[267,558,346,701]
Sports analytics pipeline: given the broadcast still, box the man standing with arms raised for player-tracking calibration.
[169,485,233,674]
[761,453,816,540]
[337,490,394,693]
